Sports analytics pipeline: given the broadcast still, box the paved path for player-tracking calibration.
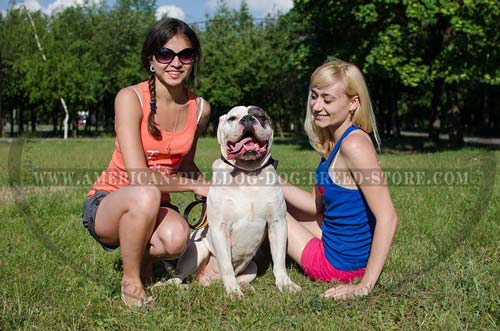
[400,131,500,146]
[1,133,499,146]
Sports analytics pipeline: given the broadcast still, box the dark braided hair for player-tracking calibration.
[141,18,202,139]
[147,72,161,138]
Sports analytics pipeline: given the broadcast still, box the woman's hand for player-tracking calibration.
[192,180,210,197]
[321,282,372,300]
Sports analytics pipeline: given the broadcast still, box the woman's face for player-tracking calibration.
[310,82,358,129]
[150,34,194,87]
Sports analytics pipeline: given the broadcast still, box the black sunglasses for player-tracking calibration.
[155,47,195,64]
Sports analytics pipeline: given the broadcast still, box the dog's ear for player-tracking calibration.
[217,114,228,145]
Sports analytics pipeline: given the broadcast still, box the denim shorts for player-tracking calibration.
[82,190,180,252]
[82,190,118,251]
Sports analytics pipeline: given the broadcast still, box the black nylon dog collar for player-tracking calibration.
[220,154,279,172]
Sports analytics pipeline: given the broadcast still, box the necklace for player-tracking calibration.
[166,107,181,156]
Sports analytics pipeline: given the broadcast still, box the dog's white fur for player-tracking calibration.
[167,106,300,298]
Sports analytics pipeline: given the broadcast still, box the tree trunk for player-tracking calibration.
[11,108,15,136]
[446,85,464,147]
[106,108,115,132]
[384,81,391,136]
[390,87,400,137]
[481,87,489,129]
[52,106,58,134]
[18,107,24,134]
[61,97,69,139]
[375,82,386,136]
[483,86,500,131]
[73,118,78,139]
[428,78,444,143]
[95,104,100,133]
[31,106,36,133]
[276,121,285,139]
[489,87,499,131]
[86,107,91,133]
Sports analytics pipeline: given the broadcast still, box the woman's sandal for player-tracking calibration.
[120,288,155,310]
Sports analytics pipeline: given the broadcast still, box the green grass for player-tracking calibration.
[0,138,499,330]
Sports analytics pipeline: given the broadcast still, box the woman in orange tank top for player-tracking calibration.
[81,18,211,308]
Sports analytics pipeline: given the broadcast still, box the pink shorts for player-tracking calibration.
[300,238,366,283]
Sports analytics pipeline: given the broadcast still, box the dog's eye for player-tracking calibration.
[228,116,237,122]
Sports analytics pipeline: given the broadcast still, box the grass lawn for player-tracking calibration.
[0,137,499,330]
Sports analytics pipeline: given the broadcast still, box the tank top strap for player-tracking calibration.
[197,97,204,124]
[139,81,151,117]
[325,125,359,166]
[130,86,143,108]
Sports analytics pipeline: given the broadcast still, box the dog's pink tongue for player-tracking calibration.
[227,137,266,160]
[229,137,254,153]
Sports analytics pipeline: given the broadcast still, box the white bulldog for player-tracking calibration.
[167,106,300,298]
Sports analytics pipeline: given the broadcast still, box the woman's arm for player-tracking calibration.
[115,88,208,196]
[322,132,398,299]
[280,176,323,217]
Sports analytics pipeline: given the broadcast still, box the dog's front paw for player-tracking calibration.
[225,285,244,300]
[240,282,256,294]
[276,276,301,293]
[165,277,183,286]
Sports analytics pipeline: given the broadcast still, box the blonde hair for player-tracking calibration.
[304,59,380,155]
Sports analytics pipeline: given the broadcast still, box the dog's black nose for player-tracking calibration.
[240,115,256,127]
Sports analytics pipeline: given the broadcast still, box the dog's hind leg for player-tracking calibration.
[236,261,257,293]
[166,230,211,286]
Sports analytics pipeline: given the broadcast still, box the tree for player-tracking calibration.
[90,0,155,131]
[0,8,44,135]
[288,0,500,146]
[198,1,304,135]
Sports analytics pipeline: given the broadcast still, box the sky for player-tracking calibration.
[0,0,294,22]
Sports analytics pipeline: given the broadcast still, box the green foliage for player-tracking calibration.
[198,1,305,134]
[30,7,101,106]
[288,0,500,143]
[1,9,41,103]
[0,0,498,141]
[0,2,154,134]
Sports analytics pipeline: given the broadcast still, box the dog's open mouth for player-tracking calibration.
[227,133,268,160]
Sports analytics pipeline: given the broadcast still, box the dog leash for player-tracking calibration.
[183,194,208,230]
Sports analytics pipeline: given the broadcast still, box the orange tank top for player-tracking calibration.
[88,81,202,202]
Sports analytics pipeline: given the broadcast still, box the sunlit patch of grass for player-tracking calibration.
[0,138,498,330]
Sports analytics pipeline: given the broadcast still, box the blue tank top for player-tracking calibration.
[315,125,375,271]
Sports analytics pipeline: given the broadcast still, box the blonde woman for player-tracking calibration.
[282,59,398,299]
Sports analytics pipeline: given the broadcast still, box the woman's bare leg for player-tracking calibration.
[286,204,323,266]
[93,185,190,306]
[254,204,323,273]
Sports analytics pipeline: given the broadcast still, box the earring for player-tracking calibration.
[149,64,155,73]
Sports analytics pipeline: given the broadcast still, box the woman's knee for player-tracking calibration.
[128,186,161,218]
[153,218,190,258]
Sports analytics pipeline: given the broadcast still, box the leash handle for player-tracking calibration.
[183,194,208,230]
[194,194,206,202]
